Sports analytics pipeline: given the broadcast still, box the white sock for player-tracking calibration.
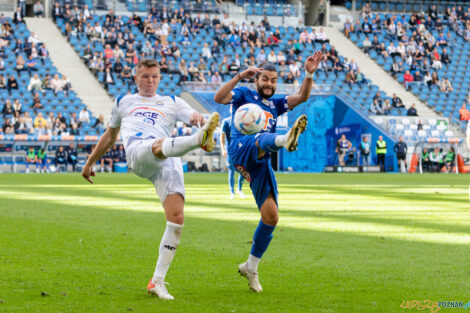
[161,133,202,157]
[152,221,183,282]
[246,254,261,273]
[274,133,288,148]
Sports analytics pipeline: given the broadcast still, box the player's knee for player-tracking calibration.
[168,210,184,224]
[263,210,278,226]
[152,138,167,159]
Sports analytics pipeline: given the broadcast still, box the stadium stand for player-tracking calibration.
[53,6,413,123]
[344,5,470,134]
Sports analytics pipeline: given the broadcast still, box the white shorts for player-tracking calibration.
[126,139,185,204]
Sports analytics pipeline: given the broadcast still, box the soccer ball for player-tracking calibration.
[233,103,267,135]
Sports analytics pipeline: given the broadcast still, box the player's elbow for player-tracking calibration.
[213,94,225,104]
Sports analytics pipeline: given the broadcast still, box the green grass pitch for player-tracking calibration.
[0,173,469,312]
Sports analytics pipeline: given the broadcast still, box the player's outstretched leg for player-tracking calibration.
[160,112,220,157]
[148,194,184,300]
[256,115,308,154]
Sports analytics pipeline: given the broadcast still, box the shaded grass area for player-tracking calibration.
[0,173,468,312]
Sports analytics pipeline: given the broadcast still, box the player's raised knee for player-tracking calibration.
[262,211,279,226]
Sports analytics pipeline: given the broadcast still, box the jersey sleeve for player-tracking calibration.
[174,96,197,124]
[272,95,289,116]
[229,87,247,108]
[109,97,121,128]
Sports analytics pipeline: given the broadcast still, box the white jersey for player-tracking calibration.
[109,93,196,149]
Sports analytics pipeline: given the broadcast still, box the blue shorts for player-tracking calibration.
[228,134,278,209]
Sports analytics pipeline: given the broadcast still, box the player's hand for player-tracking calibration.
[239,67,263,80]
[305,51,323,74]
[82,164,95,184]
[222,150,227,158]
[189,112,204,127]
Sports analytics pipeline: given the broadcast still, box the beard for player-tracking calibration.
[256,85,276,99]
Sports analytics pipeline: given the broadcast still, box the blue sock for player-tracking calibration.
[228,166,235,194]
[257,133,281,153]
[250,219,276,258]
[237,174,244,191]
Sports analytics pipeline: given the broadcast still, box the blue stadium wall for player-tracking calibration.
[280,95,397,172]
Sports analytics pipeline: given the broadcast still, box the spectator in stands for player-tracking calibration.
[343,19,354,38]
[46,112,54,129]
[201,42,212,60]
[391,93,405,112]
[289,59,301,78]
[178,59,189,85]
[2,99,13,117]
[407,103,418,116]
[14,114,28,134]
[52,2,62,21]
[345,70,356,86]
[362,17,372,34]
[394,136,408,173]
[414,70,423,86]
[27,74,42,93]
[429,148,444,173]
[460,103,470,121]
[444,147,455,173]
[382,99,392,115]
[362,3,371,19]
[403,70,414,90]
[50,74,62,93]
[24,111,33,130]
[55,146,67,171]
[370,92,383,115]
[13,99,22,116]
[440,78,453,93]
[2,118,13,134]
[60,74,71,91]
[15,55,25,75]
[211,71,222,84]
[34,112,47,129]
[0,74,5,89]
[355,69,365,85]
[69,112,79,128]
[70,123,79,136]
[79,108,90,125]
[315,28,329,44]
[7,75,18,93]
[93,113,105,134]
[378,43,388,58]
[121,65,133,84]
[431,48,443,69]
[32,0,44,17]
[103,67,114,90]
[13,7,24,24]
[32,92,42,110]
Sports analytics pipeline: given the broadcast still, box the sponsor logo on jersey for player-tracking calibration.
[129,107,166,126]
[263,111,275,132]
[235,164,251,182]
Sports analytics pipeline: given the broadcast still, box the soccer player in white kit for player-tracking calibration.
[81,59,219,300]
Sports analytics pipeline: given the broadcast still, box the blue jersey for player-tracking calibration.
[229,87,289,140]
[221,117,232,145]
[227,87,289,209]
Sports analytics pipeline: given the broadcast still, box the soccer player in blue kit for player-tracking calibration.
[220,106,245,199]
[214,51,322,292]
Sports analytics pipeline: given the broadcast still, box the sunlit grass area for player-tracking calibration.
[0,173,468,312]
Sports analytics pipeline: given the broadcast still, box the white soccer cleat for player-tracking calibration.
[229,193,235,200]
[238,262,263,292]
[286,115,308,152]
[201,112,220,152]
[237,190,246,198]
[147,279,174,300]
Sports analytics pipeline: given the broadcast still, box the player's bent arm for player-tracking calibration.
[213,74,241,104]
[220,132,226,152]
[287,76,313,110]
